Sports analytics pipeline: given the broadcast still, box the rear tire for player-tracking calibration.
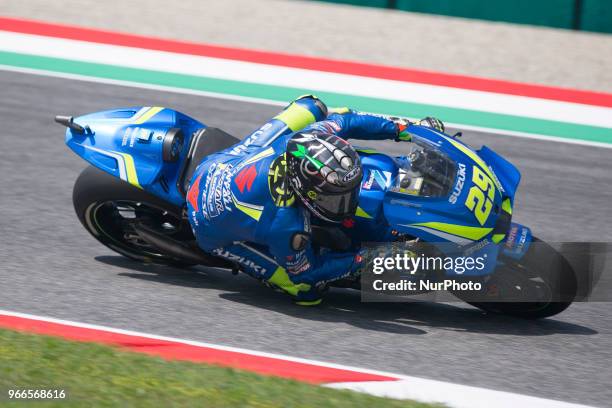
[73,166,194,266]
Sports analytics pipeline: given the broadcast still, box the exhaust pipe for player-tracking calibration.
[132,223,235,269]
[54,115,91,134]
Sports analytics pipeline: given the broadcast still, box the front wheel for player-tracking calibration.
[73,166,195,266]
[454,238,577,319]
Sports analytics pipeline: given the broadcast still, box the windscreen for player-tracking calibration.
[390,140,456,198]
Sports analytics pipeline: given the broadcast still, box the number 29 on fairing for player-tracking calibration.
[465,166,495,226]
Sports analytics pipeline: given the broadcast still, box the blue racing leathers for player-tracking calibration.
[185,96,400,304]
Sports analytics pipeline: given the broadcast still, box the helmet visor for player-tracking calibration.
[313,189,358,219]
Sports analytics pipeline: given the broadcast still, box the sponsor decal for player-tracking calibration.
[516,228,528,253]
[307,190,318,199]
[201,163,233,220]
[388,198,422,208]
[212,248,267,275]
[187,173,202,212]
[286,250,311,275]
[505,225,519,249]
[190,211,199,227]
[363,172,375,190]
[234,164,257,193]
[356,111,386,119]
[120,127,140,148]
[121,128,131,147]
[303,211,311,233]
[449,163,466,204]
[489,166,505,194]
[463,238,490,256]
[292,174,302,189]
[503,225,529,258]
[326,121,341,132]
[382,171,392,186]
[268,155,295,207]
[316,270,352,289]
[229,123,272,155]
[342,166,361,182]
[362,169,392,190]
[313,120,341,134]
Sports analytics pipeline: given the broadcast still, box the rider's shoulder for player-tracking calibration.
[229,148,283,205]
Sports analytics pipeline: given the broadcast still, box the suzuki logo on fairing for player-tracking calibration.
[212,249,267,274]
[449,163,466,204]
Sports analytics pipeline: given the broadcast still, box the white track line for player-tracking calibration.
[0,309,597,408]
[327,380,595,408]
[2,31,612,129]
[1,64,611,150]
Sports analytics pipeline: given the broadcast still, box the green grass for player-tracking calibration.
[0,328,440,407]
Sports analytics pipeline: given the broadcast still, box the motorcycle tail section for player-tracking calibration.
[59,106,205,206]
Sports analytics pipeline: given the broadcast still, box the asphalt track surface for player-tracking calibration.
[1,70,612,407]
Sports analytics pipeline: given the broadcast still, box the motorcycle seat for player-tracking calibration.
[178,127,240,195]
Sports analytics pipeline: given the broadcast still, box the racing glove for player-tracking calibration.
[418,117,445,133]
[393,118,413,142]
[293,251,366,306]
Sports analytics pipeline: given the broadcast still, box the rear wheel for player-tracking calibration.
[73,166,195,266]
[454,238,577,319]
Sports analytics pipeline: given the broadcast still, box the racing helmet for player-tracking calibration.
[286,131,362,223]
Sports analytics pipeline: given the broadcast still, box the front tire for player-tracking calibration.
[73,166,194,266]
[455,238,577,319]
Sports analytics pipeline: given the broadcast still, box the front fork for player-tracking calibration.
[444,222,533,276]
[500,222,533,261]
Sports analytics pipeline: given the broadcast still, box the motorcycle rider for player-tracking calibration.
[186,95,444,305]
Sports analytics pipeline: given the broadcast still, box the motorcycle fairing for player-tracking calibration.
[476,145,521,207]
[355,151,397,220]
[381,126,506,245]
[501,222,533,260]
[338,150,399,244]
[64,107,205,207]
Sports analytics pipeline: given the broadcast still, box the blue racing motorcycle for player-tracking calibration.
[57,106,577,319]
